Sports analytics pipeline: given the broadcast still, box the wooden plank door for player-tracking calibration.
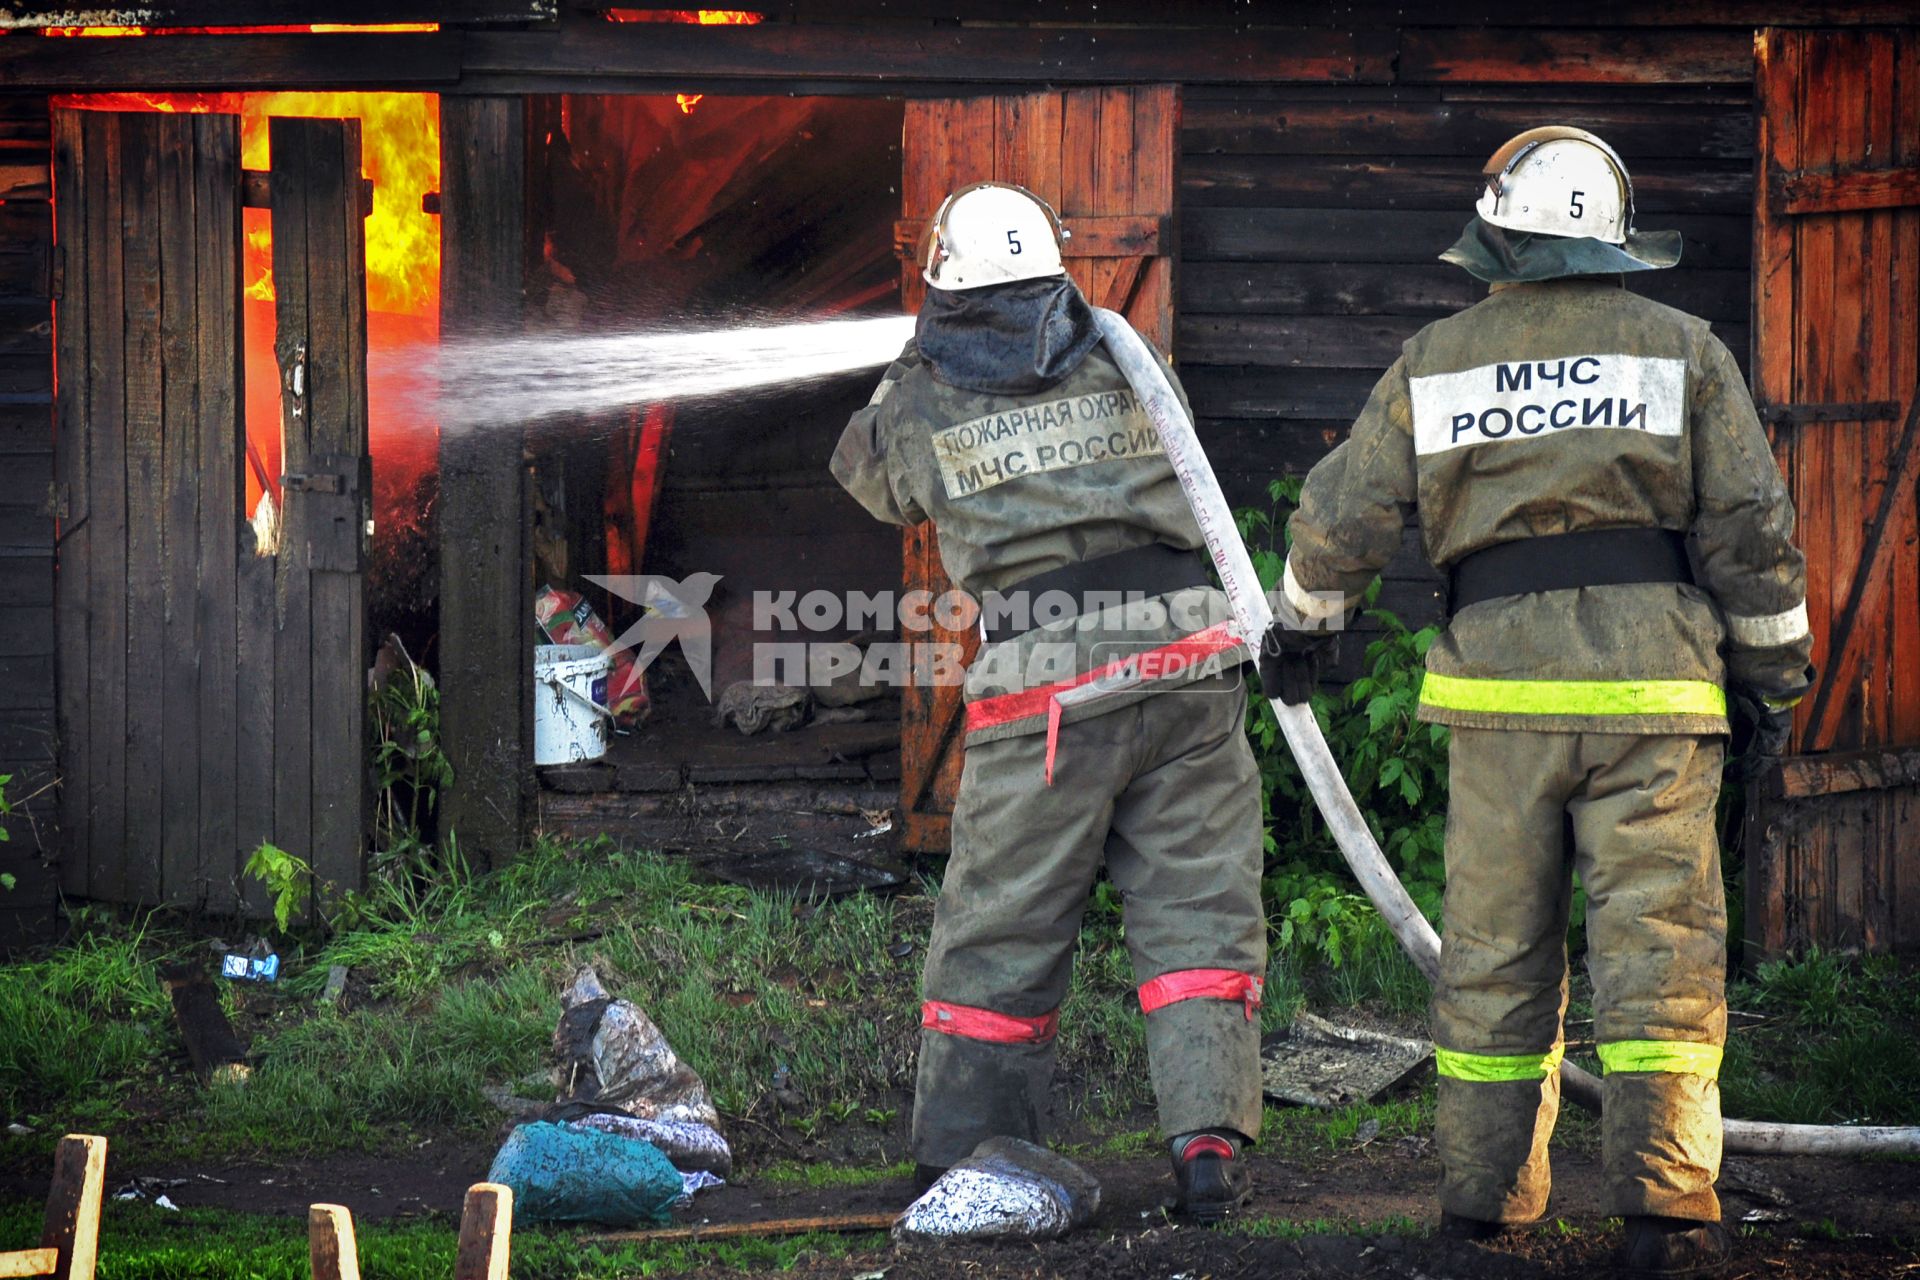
[1746,28,1920,958]
[264,117,373,916]
[894,86,1180,853]
[52,111,370,914]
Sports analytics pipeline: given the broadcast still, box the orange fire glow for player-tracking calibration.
[55,91,439,314]
[602,10,761,113]
[56,92,441,527]
[604,9,764,24]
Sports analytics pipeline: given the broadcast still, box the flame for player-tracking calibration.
[600,11,761,112]
[56,92,441,535]
[57,91,439,316]
[604,9,764,23]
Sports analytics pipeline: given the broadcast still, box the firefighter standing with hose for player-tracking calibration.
[831,182,1267,1222]
[1268,129,1815,1278]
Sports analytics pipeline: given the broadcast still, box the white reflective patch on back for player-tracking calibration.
[1409,354,1686,456]
[931,388,1164,498]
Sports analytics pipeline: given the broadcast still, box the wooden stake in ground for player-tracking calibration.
[0,1135,107,1280]
[308,1205,360,1280]
[161,965,250,1085]
[453,1184,513,1280]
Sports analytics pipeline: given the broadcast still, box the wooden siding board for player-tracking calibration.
[1889,28,1920,750]
[1748,28,1920,960]
[269,117,316,883]
[195,112,243,915]
[295,118,370,906]
[1181,154,1751,215]
[1182,98,1754,161]
[460,24,1396,88]
[1399,28,1755,86]
[82,111,126,904]
[50,106,87,899]
[438,96,530,868]
[0,32,462,91]
[157,113,203,908]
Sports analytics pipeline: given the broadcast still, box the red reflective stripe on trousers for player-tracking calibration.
[921,1000,1059,1045]
[1138,969,1264,1021]
[963,621,1243,734]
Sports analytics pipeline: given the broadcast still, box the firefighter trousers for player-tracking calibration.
[912,674,1268,1168]
[1433,727,1727,1224]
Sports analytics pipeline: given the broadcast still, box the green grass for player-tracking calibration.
[0,1200,884,1280]
[0,931,171,1120]
[1720,949,1920,1126]
[753,1159,913,1189]
[6,841,1917,1181]
[1257,1093,1435,1160]
[1231,1212,1427,1240]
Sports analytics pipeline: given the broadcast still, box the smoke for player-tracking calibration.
[385,313,917,432]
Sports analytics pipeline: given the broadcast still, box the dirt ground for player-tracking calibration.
[10,1133,1912,1279]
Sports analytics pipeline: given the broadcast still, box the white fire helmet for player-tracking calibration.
[922,182,1069,292]
[1475,126,1636,245]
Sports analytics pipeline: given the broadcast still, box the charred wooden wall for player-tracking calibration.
[1177,82,1757,665]
[0,94,54,948]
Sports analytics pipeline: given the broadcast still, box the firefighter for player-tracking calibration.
[1267,129,1813,1277]
[831,182,1267,1222]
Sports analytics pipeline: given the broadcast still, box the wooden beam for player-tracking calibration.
[1764,744,1920,801]
[307,1205,360,1280]
[1774,164,1920,215]
[438,96,529,869]
[561,0,1920,21]
[161,965,251,1084]
[452,1184,512,1280]
[0,1248,57,1278]
[1399,28,1754,85]
[38,1135,105,1280]
[0,31,459,89]
[1802,383,1920,749]
[460,22,1396,86]
[242,169,373,215]
[0,0,549,26]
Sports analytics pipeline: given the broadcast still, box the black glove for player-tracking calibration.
[1258,621,1337,706]
[1728,686,1795,782]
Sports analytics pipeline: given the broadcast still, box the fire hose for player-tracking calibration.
[1090,307,1920,1160]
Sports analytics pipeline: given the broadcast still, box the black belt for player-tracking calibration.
[982,543,1211,645]
[1449,528,1694,613]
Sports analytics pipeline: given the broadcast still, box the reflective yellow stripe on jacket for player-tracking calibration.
[1597,1040,1723,1079]
[1420,673,1727,720]
[1435,1044,1565,1083]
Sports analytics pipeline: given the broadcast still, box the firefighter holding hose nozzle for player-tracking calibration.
[831,182,1267,1222]
[1269,129,1815,1278]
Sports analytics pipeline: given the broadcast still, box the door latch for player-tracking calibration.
[281,472,346,495]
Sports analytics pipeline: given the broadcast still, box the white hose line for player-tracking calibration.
[1090,308,1920,1160]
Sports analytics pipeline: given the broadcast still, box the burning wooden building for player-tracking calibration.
[0,3,1912,962]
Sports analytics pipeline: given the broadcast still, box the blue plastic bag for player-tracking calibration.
[487,1121,683,1227]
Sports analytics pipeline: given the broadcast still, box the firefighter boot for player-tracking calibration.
[1170,1131,1252,1224]
[1616,1216,1731,1278]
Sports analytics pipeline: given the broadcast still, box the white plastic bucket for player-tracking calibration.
[535,643,613,765]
